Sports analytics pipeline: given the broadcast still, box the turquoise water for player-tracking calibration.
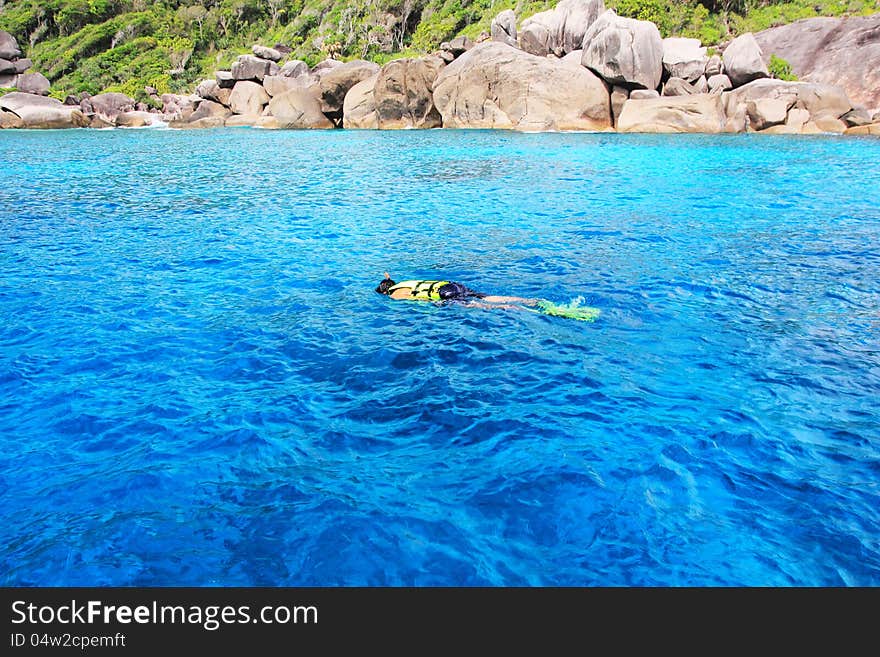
[1,128,879,586]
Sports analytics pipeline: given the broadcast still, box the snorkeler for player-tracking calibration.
[374,272,601,322]
[374,272,537,305]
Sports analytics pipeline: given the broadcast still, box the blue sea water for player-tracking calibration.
[1,128,879,586]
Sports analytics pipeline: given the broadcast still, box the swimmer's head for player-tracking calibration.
[375,272,395,294]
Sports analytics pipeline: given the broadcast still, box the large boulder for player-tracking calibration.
[161,93,198,119]
[662,77,698,96]
[231,54,273,82]
[754,15,880,112]
[491,10,518,47]
[551,0,605,56]
[518,0,605,57]
[188,99,232,122]
[342,76,378,129]
[617,93,726,133]
[15,72,50,96]
[14,58,33,74]
[262,75,307,97]
[314,60,380,115]
[722,33,769,87]
[746,98,790,131]
[845,123,880,136]
[372,56,444,129]
[662,37,707,82]
[518,10,555,57]
[722,78,852,123]
[216,71,236,88]
[0,58,15,75]
[581,10,663,91]
[432,41,611,131]
[279,60,309,78]
[0,110,24,128]
[83,92,135,121]
[0,73,17,87]
[228,80,269,115]
[169,116,226,129]
[0,30,21,61]
[252,45,283,62]
[0,93,88,128]
[115,111,158,128]
[707,74,732,94]
[267,89,334,129]
[196,79,232,106]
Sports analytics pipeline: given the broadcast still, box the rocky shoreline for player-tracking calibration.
[2,2,879,136]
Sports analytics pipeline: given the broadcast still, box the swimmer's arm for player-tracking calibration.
[480,295,539,305]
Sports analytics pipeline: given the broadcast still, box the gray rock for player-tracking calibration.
[746,98,790,130]
[262,75,308,97]
[629,89,660,100]
[693,75,708,94]
[116,111,156,128]
[63,95,79,106]
[314,59,380,115]
[438,50,455,64]
[840,107,872,126]
[0,58,15,75]
[312,59,343,74]
[581,10,663,91]
[228,80,269,116]
[161,93,197,118]
[446,36,474,56]
[519,10,554,57]
[611,85,629,126]
[225,114,262,127]
[267,89,334,129]
[662,37,707,82]
[705,54,722,77]
[433,41,611,131]
[722,78,852,121]
[491,10,518,47]
[518,0,605,57]
[89,115,115,129]
[617,94,726,133]
[252,45,283,62]
[707,74,732,93]
[0,93,88,128]
[169,116,226,129]
[722,33,769,87]
[0,31,21,61]
[216,71,235,88]
[84,92,135,120]
[279,60,309,78]
[0,110,24,128]
[373,56,444,129]
[14,58,32,74]
[231,55,272,82]
[0,73,17,88]
[0,92,63,113]
[551,0,606,56]
[189,99,231,122]
[196,79,232,106]
[662,77,697,96]
[15,72,50,96]
[754,15,880,112]
[342,76,378,129]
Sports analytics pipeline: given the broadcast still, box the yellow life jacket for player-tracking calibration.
[387,280,450,301]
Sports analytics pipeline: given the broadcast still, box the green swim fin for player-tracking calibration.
[535,299,600,322]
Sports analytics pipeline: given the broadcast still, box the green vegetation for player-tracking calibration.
[768,52,797,80]
[0,0,877,99]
